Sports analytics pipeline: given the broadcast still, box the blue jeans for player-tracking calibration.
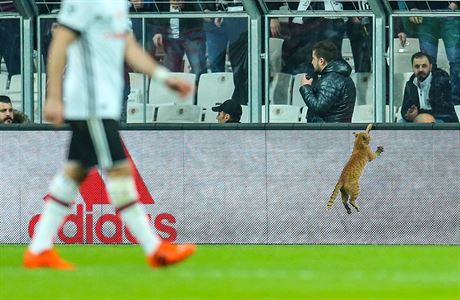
[163,29,207,83]
[417,16,460,104]
[204,18,248,104]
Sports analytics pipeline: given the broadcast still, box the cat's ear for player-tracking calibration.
[353,132,357,137]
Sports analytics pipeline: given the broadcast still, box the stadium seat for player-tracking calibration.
[262,105,301,123]
[126,103,155,123]
[0,73,7,95]
[197,72,234,108]
[291,74,305,107]
[341,38,354,70]
[352,104,397,123]
[240,105,249,123]
[300,106,308,123]
[269,72,292,105]
[129,72,148,103]
[455,105,460,120]
[393,72,412,108]
[352,104,373,123]
[350,72,373,106]
[149,72,195,105]
[202,107,218,123]
[269,38,284,74]
[155,104,202,123]
[437,39,449,72]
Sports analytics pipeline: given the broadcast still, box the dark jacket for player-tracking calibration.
[402,68,459,122]
[299,59,356,123]
[12,110,30,124]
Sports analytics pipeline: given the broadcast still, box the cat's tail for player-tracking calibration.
[327,182,342,210]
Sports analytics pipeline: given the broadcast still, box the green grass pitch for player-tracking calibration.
[1,244,458,300]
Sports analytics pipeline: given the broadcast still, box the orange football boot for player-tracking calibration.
[148,242,196,268]
[23,248,75,270]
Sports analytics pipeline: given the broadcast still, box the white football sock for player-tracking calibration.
[29,200,70,254]
[106,176,160,255]
[29,173,78,254]
[119,204,160,255]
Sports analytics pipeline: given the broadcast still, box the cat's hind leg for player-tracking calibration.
[349,187,360,212]
[340,188,351,214]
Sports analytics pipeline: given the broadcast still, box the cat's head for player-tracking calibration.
[353,123,373,145]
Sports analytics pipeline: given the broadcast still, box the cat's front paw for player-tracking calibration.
[377,146,384,153]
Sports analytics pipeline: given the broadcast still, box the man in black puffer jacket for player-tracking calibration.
[299,41,356,123]
[401,52,458,123]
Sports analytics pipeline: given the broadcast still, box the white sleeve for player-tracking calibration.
[58,0,94,33]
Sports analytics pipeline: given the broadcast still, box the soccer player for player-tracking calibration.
[23,0,196,270]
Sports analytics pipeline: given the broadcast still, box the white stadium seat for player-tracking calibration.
[149,72,195,105]
[455,105,460,120]
[291,74,306,108]
[197,72,234,108]
[350,72,373,106]
[269,72,292,105]
[262,105,301,123]
[126,103,154,123]
[155,104,202,123]
[0,73,8,95]
[269,38,284,74]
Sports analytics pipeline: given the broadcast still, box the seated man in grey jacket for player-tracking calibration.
[299,40,356,123]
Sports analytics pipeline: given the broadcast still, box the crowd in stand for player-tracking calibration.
[0,1,458,123]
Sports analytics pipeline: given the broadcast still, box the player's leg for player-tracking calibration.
[92,119,195,268]
[24,122,92,269]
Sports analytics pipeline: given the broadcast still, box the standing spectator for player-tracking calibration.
[23,0,195,270]
[401,52,458,123]
[150,0,207,91]
[406,1,460,105]
[203,1,249,105]
[299,41,356,123]
[211,99,242,123]
[0,3,21,79]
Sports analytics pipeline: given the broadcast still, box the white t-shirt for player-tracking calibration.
[58,0,130,120]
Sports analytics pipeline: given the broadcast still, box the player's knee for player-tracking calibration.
[48,173,80,205]
[106,176,138,208]
[64,164,88,183]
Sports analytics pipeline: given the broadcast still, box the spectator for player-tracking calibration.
[406,1,460,105]
[299,41,356,123]
[401,52,459,123]
[203,1,248,105]
[0,95,29,124]
[150,0,207,91]
[211,99,242,123]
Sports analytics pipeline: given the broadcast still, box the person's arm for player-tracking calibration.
[299,78,341,115]
[401,81,418,121]
[44,26,78,126]
[124,34,192,97]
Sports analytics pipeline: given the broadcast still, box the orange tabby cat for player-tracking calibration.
[327,124,384,214]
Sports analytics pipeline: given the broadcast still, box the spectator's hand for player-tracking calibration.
[44,97,64,127]
[153,34,163,48]
[270,19,281,37]
[404,105,418,121]
[166,77,193,98]
[409,9,423,24]
[398,32,407,47]
[449,2,458,10]
[300,74,313,86]
[215,18,223,27]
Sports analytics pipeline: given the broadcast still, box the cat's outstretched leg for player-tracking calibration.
[340,188,351,214]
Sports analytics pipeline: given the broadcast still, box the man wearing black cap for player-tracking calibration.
[212,99,242,123]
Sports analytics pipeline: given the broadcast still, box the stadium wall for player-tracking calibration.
[0,127,458,245]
